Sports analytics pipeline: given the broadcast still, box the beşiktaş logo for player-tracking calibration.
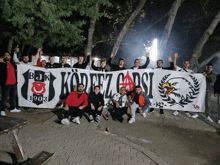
[21,70,56,105]
[158,74,200,108]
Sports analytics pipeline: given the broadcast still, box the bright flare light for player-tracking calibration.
[93,57,100,61]
[150,39,158,62]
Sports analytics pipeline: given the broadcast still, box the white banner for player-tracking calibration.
[17,65,206,112]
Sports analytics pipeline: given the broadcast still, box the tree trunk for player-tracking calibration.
[86,17,97,61]
[111,0,146,57]
[18,43,25,60]
[193,10,220,58]
[7,39,13,54]
[199,51,220,68]
[159,0,184,56]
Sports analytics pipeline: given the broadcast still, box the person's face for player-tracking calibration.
[77,85,84,92]
[78,56,84,64]
[50,57,54,64]
[119,59,124,66]
[62,56,67,63]
[94,87,100,94]
[39,50,43,55]
[4,53,11,61]
[101,61,106,68]
[183,61,190,69]
[207,65,213,72]
[157,61,163,68]
[42,60,46,67]
[23,56,29,63]
[0,57,3,62]
[134,60,140,67]
[135,87,142,95]
[120,87,126,95]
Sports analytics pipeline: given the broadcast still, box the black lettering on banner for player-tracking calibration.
[70,72,79,92]
[97,74,104,89]
[34,71,45,82]
[90,74,97,91]
[33,94,43,105]
[116,73,124,92]
[80,73,88,92]
[60,72,71,99]
[156,102,164,108]
[105,74,113,98]
[132,72,140,86]
[149,72,154,99]
[29,72,34,79]
[142,72,148,94]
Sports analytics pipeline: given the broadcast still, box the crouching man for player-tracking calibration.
[129,85,151,124]
[88,86,104,122]
[112,87,130,123]
[61,83,88,125]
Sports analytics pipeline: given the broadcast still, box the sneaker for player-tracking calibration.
[128,118,135,124]
[207,116,213,123]
[192,113,198,119]
[218,120,220,124]
[95,115,100,122]
[1,111,6,116]
[89,115,94,122]
[10,108,21,113]
[173,111,179,116]
[160,109,164,115]
[61,118,70,125]
[185,112,191,118]
[142,112,146,118]
[149,108,154,113]
[73,117,80,124]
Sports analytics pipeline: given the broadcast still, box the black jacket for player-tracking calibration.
[130,57,150,69]
[58,63,71,68]
[46,63,60,68]
[73,56,90,69]
[88,92,104,107]
[91,60,108,72]
[157,62,174,70]
[214,74,220,94]
[107,58,126,71]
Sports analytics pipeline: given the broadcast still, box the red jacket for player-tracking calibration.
[65,91,88,107]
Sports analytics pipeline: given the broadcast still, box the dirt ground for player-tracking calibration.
[97,111,220,165]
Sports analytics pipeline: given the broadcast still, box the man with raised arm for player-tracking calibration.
[128,85,151,124]
[73,52,90,69]
[130,53,150,69]
[91,59,108,72]
[107,54,126,71]
[149,56,174,114]
[172,52,195,117]
[13,47,40,65]
[61,84,88,125]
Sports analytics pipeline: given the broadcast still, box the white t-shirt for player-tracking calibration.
[176,66,193,73]
[113,93,128,108]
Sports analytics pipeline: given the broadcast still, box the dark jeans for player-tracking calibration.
[89,105,103,118]
[115,107,129,122]
[0,84,16,112]
[63,106,86,119]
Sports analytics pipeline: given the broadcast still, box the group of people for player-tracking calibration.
[0,48,219,125]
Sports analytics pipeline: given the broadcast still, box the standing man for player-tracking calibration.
[150,56,174,114]
[59,56,71,68]
[112,87,130,123]
[46,56,60,68]
[130,53,150,69]
[14,48,40,65]
[91,59,108,72]
[203,64,216,122]
[0,52,21,116]
[129,85,151,124]
[73,52,90,69]
[107,54,126,71]
[172,53,195,117]
[61,84,88,125]
[214,74,220,124]
[88,86,104,122]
